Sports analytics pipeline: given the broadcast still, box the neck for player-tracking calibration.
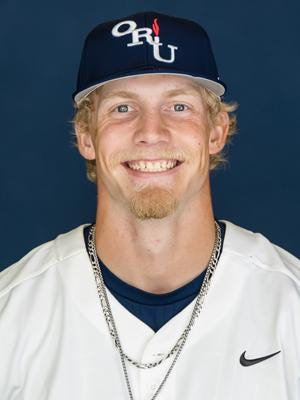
[94,183,216,294]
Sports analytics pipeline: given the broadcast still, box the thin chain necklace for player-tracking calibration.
[87,220,222,400]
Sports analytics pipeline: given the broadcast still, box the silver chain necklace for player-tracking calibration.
[87,220,222,400]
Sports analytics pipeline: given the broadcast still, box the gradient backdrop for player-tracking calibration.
[1,0,299,269]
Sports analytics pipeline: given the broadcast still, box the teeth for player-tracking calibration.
[127,160,178,172]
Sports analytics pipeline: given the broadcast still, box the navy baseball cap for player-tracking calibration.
[73,11,226,104]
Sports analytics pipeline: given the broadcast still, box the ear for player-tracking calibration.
[75,122,96,160]
[208,111,229,155]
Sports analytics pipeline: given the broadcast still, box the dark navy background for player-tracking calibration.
[1,0,299,269]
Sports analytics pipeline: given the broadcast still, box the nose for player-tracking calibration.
[133,110,171,145]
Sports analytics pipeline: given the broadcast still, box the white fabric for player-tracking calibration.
[0,220,299,400]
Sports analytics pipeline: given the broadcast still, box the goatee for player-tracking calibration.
[129,186,178,220]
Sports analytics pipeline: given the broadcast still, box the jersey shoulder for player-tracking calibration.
[221,219,300,286]
[0,224,89,299]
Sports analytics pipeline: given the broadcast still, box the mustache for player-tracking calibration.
[110,147,193,165]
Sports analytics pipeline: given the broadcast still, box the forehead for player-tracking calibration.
[96,74,204,100]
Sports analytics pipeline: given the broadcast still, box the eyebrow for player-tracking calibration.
[99,87,200,101]
[99,91,139,101]
[164,88,200,97]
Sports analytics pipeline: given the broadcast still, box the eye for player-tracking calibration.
[116,104,131,113]
[173,103,188,112]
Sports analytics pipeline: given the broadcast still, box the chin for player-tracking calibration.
[128,186,179,220]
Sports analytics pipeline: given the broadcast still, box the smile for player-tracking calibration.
[124,159,182,173]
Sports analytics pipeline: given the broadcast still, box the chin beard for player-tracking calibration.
[128,186,178,220]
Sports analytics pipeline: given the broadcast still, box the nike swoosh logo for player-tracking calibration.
[240,350,281,367]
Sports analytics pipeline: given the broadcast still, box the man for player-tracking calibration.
[0,11,299,400]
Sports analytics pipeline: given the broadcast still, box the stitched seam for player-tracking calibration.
[222,247,300,286]
[0,249,86,299]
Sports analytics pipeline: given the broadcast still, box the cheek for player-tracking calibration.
[178,120,209,149]
[183,124,210,170]
[94,128,129,172]
[196,135,210,148]
[193,123,210,148]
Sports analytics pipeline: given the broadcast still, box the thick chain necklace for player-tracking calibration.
[87,220,222,400]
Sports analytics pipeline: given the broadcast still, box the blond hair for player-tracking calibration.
[72,86,238,183]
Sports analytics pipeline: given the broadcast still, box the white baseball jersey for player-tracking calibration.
[0,220,299,400]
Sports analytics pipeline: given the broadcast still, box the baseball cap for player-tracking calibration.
[73,11,226,104]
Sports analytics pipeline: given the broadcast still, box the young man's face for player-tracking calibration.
[79,74,228,220]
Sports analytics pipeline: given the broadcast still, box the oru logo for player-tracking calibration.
[111,18,178,63]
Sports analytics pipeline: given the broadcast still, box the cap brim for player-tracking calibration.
[73,72,226,104]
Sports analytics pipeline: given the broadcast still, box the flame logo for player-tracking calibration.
[152,18,160,36]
